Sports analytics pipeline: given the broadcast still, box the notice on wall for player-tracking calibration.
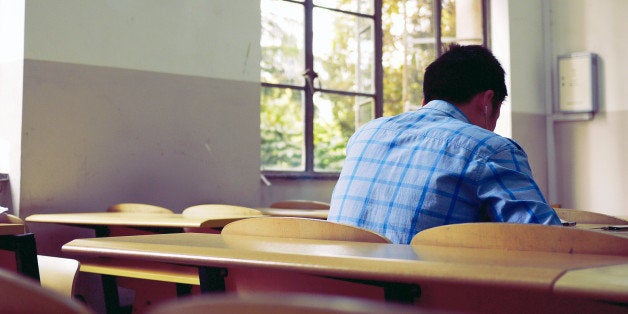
[558,53,597,113]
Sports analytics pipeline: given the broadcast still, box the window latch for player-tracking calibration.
[302,68,319,94]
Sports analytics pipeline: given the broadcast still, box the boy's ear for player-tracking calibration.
[482,90,495,106]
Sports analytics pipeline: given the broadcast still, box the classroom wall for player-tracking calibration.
[0,0,24,211]
[490,0,551,199]
[484,0,628,216]
[550,0,628,216]
[21,0,262,253]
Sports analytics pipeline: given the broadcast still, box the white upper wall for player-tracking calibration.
[21,0,262,216]
[490,0,511,137]
[502,0,546,115]
[25,0,260,82]
[549,0,628,214]
[551,0,628,113]
[0,0,24,63]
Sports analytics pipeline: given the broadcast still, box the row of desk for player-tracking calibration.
[25,208,328,312]
[26,207,328,235]
[24,210,628,313]
[60,228,628,312]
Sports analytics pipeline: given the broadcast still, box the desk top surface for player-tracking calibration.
[62,232,628,292]
[25,212,261,228]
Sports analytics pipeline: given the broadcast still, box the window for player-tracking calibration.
[261,0,488,178]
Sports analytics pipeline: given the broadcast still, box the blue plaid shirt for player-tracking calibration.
[328,100,561,244]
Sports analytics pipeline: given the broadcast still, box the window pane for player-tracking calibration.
[261,87,304,171]
[313,93,369,172]
[314,8,374,93]
[382,0,436,116]
[314,0,373,14]
[261,0,305,85]
[443,0,483,45]
[355,96,375,128]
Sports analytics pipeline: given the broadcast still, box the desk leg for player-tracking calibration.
[198,267,227,293]
[94,226,110,238]
[383,283,421,304]
[176,283,193,297]
[0,233,40,281]
[13,233,40,281]
[333,277,421,304]
[101,275,121,314]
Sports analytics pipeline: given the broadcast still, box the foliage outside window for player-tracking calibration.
[261,0,487,178]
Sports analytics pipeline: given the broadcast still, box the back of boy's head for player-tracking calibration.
[423,44,507,106]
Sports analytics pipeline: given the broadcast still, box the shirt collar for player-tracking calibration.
[421,100,470,124]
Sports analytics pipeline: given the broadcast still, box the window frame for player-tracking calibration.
[261,0,489,180]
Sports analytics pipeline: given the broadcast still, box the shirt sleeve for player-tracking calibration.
[476,145,561,225]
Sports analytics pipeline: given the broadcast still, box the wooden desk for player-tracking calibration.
[256,208,328,219]
[63,233,628,309]
[26,212,260,237]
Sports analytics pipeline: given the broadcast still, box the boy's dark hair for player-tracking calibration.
[423,44,507,108]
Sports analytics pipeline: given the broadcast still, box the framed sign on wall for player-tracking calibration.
[556,52,598,114]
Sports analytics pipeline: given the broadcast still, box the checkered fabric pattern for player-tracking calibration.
[328,100,561,244]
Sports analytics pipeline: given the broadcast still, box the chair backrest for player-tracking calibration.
[37,255,80,299]
[182,204,262,218]
[222,217,391,243]
[0,213,23,224]
[554,207,627,224]
[107,203,173,214]
[0,268,93,314]
[269,200,331,210]
[181,204,262,233]
[148,293,419,314]
[222,218,391,300]
[410,222,628,256]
